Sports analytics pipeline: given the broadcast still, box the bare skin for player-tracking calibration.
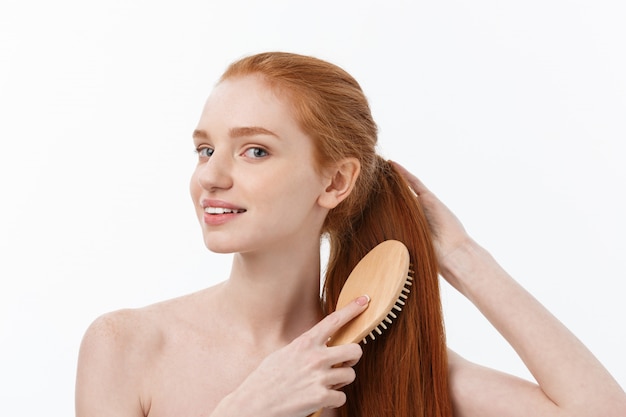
[76,285,367,417]
[76,75,626,416]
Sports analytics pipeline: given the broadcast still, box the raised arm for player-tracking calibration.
[393,162,626,417]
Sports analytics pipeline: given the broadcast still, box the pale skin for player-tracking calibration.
[75,76,626,417]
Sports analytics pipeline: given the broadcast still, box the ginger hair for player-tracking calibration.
[220,52,452,417]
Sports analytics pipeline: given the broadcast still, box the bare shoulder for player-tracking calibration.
[79,285,221,355]
[79,306,162,362]
[78,288,214,368]
[76,287,221,417]
[76,306,163,417]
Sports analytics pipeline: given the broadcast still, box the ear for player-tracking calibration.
[318,157,361,209]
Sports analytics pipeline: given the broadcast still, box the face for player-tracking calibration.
[190,75,332,255]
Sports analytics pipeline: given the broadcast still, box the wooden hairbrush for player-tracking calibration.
[309,239,413,417]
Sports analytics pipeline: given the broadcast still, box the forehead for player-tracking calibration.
[196,75,312,147]
[203,75,294,122]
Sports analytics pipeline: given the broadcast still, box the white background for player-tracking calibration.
[1,1,625,415]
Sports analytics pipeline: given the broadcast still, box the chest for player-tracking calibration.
[144,343,341,417]
[145,331,267,417]
[142,319,344,417]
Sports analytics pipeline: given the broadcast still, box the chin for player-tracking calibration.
[203,239,238,254]
[202,233,258,254]
[202,234,284,256]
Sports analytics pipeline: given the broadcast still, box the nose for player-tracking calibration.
[195,149,233,192]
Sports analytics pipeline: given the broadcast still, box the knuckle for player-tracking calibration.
[339,343,362,362]
[328,367,357,391]
[293,331,315,350]
[294,344,327,369]
[309,386,326,406]
[350,343,363,358]
[325,311,342,328]
[308,351,327,369]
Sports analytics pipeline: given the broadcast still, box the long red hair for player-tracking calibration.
[221,52,452,417]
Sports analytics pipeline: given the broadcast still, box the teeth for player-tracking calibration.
[205,207,245,214]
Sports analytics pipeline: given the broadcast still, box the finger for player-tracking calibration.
[340,345,363,367]
[325,343,363,368]
[327,366,357,390]
[390,160,430,196]
[323,390,347,409]
[310,295,370,344]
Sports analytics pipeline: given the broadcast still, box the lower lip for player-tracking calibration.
[203,211,244,226]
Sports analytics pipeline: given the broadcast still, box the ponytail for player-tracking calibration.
[323,157,452,417]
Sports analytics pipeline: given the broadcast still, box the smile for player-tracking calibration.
[204,207,247,214]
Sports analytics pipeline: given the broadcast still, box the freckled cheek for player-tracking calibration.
[282,177,324,207]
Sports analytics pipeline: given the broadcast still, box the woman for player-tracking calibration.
[75,52,626,417]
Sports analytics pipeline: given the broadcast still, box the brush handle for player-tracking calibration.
[308,411,322,417]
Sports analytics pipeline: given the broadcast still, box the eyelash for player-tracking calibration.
[243,147,269,158]
[193,146,269,159]
[195,147,213,158]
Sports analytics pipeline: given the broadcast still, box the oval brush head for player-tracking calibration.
[327,239,412,347]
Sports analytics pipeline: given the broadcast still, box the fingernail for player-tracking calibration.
[355,295,370,306]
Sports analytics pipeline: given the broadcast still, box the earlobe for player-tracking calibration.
[318,158,361,209]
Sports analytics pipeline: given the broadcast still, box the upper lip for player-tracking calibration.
[201,199,246,212]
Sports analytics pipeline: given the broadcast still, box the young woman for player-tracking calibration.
[75,52,626,417]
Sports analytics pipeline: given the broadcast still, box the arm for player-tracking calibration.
[393,162,626,417]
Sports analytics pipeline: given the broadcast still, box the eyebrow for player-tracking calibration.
[192,129,209,140]
[230,126,279,138]
[192,126,279,141]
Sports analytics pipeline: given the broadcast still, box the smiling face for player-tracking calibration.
[190,75,333,255]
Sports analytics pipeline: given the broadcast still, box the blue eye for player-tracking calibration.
[196,147,214,158]
[243,147,269,158]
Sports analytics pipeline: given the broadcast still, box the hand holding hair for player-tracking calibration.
[393,161,626,416]
[391,161,473,289]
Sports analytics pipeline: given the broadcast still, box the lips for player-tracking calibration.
[201,199,246,225]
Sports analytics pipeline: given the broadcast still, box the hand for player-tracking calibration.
[218,296,370,417]
[391,162,476,278]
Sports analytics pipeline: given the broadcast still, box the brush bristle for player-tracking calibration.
[362,266,414,344]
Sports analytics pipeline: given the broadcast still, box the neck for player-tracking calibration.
[217,238,325,346]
